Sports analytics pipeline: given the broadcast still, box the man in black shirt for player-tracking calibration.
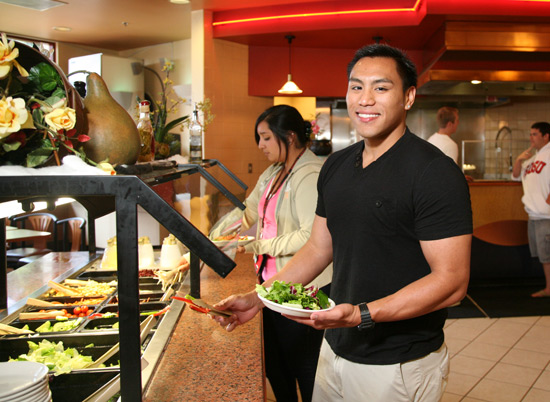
[215,44,472,401]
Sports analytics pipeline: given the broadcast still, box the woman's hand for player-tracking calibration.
[176,256,190,272]
[212,290,264,332]
[236,246,246,254]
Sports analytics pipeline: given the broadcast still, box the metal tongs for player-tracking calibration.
[85,315,157,369]
[173,294,232,317]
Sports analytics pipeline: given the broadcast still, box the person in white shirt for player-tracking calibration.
[427,106,459,163]
[512,122,550,297]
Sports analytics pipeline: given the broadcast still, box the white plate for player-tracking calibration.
[258,293,335,318]
[7,382,49,402]
[212,235,255,248]
[0,361,48,399]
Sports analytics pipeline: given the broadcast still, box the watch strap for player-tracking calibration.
[357,302,375,331]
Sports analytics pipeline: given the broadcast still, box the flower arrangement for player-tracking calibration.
[143,59,214,159]
[0,33,91,167]
[308,114,324,140]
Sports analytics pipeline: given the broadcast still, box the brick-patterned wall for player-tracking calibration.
[484,99,550,178]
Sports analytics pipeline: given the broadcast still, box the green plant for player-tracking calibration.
[146,60,188,159]
[142,60,215,159]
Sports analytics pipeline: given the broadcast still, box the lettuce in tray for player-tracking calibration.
[9,339,103,375]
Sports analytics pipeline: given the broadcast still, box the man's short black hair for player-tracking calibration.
[532,122,550,137]
[347,44,418,92]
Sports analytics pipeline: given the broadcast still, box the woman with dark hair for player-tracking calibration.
[235,104,332,402]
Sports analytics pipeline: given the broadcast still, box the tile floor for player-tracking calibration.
[266,315,550,402]
[443,315,550,402]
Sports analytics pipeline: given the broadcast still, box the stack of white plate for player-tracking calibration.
[0,361,52,402]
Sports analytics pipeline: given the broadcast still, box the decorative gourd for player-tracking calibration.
[83,73,140,165]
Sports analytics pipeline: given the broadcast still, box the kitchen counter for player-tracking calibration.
[143,252,265,402]
[468,180,527,246]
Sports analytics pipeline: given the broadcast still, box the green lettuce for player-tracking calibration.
[9,339,100,375]
[256,280,329,310]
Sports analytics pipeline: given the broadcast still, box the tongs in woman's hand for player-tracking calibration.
[173,295,231,317]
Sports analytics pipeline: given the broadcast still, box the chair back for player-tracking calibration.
[9,212,58,248]
[56,217,86,251]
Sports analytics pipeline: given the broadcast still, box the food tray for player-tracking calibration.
[83,315,156,332]
[0,333,121,401]
[40,287,116,300]
[98,302,168,315]
[50,369,119,402]
[108,292,166,304]
[0,333,120,366]
[138,283,165,293]
[22,303,99,314]
[27,295,110,306]
[1,317,87,336]
[76,270,117,279]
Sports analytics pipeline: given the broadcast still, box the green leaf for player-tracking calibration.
[51,87,66,99]
[157,115,189,142]
[28,62,62,94]
[163,115,189,133]
[26,152,52,168]
[2,141,22,152]
[32,108,44,125]
[25,138,56,167]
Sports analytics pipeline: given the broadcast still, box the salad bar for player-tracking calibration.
[0,259,186,401]
[1,161,248,400]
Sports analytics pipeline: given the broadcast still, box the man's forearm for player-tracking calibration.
[262,239,332,288]
[512,158,523,178]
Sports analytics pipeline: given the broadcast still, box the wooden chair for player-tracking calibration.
[55,217,86,251]
[7,212,58,267]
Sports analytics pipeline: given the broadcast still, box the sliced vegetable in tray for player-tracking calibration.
[9,339,104,375]
[34,317,84,333]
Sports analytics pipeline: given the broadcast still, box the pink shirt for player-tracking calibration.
[258,177,283,280]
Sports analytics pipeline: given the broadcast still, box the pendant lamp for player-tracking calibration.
[278,35,302,95]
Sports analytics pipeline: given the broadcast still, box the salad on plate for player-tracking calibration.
[256,280,330,311]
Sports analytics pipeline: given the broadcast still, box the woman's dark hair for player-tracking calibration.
[347,44,417,92]
[254,105,311,155]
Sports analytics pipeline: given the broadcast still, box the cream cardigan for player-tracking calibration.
[239,148,332,289]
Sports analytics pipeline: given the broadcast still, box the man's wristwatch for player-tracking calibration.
[357,302,375,331]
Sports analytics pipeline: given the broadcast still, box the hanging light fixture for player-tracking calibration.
[278,35,302,95]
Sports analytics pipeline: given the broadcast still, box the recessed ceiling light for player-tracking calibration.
[170,0,190,4]
[52,26,72,32]
[471,79,482,85]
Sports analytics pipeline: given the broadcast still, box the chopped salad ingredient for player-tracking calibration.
[256,281,329,310]
[9,339,101,375]
[35,317,83,333]
[46,280,116,298]
[27,306,94,320]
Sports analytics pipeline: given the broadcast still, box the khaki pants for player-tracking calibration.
[313,339,449,402]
